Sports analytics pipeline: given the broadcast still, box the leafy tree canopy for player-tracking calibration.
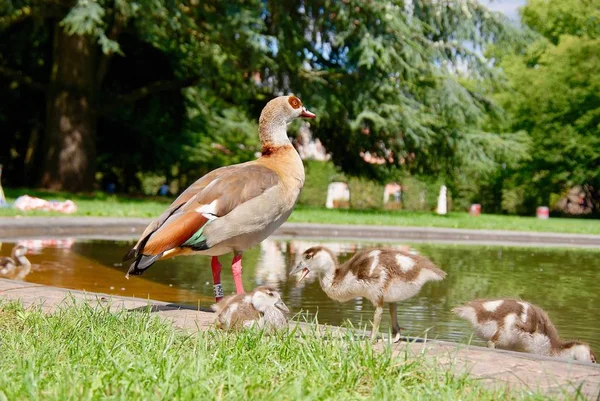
[490,0,600,213]
[1,0,528,194]
[520,0,600,44]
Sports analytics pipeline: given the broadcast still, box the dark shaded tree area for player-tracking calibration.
[1,0,526,194]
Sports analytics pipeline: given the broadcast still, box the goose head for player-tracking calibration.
[290,246,336,282]
[251,286,289,314]
[261,95,315,124]
[258,95,315,149]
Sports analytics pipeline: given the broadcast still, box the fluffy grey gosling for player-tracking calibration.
[0,245,31,278]
[212,286,289,331]
[453,298,596,363]
[290,246,447,342]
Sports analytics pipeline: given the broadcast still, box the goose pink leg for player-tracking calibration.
[211,256,224,302]
[231,253,245,294]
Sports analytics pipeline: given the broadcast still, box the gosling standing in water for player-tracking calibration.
[453,298,596,363]
[212,286,289,331]
[0,245,31,279]
[290,246,447,341]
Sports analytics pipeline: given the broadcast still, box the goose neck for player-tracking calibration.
[317,257,339,292]
[16,255,30,267]
[259,117,290,149]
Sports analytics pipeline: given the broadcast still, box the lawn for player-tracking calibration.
[0,301,559,401]
[288,207,600,234]
[2,188,600,234]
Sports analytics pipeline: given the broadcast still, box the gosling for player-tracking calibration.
[453,298,596,363]
[290,246,447,342]
[0,244,31,278]
[212,286,289,332]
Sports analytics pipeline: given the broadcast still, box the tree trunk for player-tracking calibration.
[40,22,97,192]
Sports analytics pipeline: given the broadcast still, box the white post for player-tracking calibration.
[436,185,447,215]
[0,164,6,206]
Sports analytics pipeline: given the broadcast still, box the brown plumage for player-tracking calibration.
[453,298,596,363]
[290,246,447,342]
[124,95,315,302]
[212,286,289,331]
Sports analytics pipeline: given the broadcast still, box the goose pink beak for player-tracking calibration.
[300,107,316,119]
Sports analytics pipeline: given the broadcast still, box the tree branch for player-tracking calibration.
[118,76,201,103]
[0,65,47,93]
[0,3,69,28]
[96,10,128,86]
[0,6,33,27]
[98,75,200,114]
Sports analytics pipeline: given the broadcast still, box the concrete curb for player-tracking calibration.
[2,217,600,247]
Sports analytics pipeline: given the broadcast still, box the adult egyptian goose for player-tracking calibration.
[124,96,315,302]
[0,244,31,278]
[290,246,447,341]
[453,298,596,363]
[212,286,289,331]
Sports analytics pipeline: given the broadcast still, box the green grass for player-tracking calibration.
[289,206,600,234]
[0,301,562,401]
[0,188,169,217]
[2,187,600,234]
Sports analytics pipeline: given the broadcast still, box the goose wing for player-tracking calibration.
[125,163,279,276]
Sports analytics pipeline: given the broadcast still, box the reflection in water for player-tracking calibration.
[0,239,76,280]
[0,239,598,351]
[17,238,75,253]
[255,240,287,287]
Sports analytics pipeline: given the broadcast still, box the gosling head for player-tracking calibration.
[289,246,336,282]
[251,286,289,314]
[560,342,596,363]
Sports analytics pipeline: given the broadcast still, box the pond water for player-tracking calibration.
[1,238,598,350]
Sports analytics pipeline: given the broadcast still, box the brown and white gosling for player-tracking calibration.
[0,244,31,278]
[290,246,447,341]
[212,286,290,332]
[453,298,596,363]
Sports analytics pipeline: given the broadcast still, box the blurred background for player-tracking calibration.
[0,0,598,216]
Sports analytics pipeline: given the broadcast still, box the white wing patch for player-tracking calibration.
[483,300,504,312]
[368,250,381,275]
[395,254,416,272]
[518,302,529,323]
[195,199,219,220]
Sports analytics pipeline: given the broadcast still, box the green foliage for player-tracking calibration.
[266,1,529,181]
[487,0,600,213]
[348,177,385,210]
[299,161,440,211]
[1,0,530,194]
[520,0,600,44]
[297,160,343,207]
[400,176,445,212]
